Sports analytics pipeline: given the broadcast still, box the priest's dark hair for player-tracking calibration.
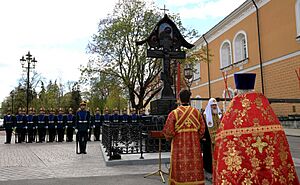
[179,89,191,104]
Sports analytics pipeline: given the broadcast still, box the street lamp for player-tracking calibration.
[184,64,193,90]
[10,90,15,114]
[20,51,37,114]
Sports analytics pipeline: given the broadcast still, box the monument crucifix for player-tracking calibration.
[136,14,194,115]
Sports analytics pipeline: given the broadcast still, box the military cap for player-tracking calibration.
[80,101,87,106]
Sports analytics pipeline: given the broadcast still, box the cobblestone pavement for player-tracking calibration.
[0,131,299,184]
[0,131,178,185]
[0,139,169,181]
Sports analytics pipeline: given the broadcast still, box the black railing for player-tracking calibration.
[101,115,171,160]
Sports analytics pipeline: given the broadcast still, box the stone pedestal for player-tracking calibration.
[150,99,177,115]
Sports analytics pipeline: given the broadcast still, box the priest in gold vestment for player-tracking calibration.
[213,73,299,185]
[204,98,222,155]
[163,89,206,185]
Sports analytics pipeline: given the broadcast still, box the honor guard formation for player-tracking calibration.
[3,101,146,155]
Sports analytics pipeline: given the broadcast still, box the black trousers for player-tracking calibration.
[48,128,56,142]
[66,127,74,142]
[21,128,27,142]
[78,131,88,153]
[87,129,92,141]
[16,128,23,143]
[27,129,34,143]
[57,128,64,142]
[5,129,12,143]
[33,128,36,142]
[38,128,46,142]
[94,126,101,141]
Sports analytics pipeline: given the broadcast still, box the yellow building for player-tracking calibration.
[190,0,300,116]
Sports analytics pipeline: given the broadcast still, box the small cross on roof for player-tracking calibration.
[160,4,169,15]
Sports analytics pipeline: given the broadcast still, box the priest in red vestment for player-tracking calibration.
[163,89,206,185]
[213,73,299,185]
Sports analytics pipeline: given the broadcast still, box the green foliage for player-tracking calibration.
[1,79,82,115]
[81,70,125,113]
[105,88,127,113]
[192,45,213,64]
[82,0,198,112]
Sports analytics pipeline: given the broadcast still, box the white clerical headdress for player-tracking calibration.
[204,98,222,128]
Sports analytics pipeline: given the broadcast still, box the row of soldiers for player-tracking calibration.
[3,106,146,145]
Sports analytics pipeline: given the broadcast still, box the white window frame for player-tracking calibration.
[233,31,249,65]
[220,40,233,71]
[296,0,300,42]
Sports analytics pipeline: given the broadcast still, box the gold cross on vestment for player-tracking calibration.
[251,137,268,153]
[185,119,192,127]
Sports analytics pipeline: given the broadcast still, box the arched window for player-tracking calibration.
[233,31,248,63]
[191,95,202,111]
[220,40,232,70]
[296,0,300,39]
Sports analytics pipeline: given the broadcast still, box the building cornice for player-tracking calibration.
[193,0,270,49]
[190,50,300,90]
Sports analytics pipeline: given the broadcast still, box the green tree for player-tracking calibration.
[105,87,127,113]
[70,82,82,112]
[192,46,213,64]
[1,79,82,115]
[82,0,198,112]
[1,84,27,115]
[45,80,60,109]
[81,71,124,113]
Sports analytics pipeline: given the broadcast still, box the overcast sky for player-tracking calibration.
[0,0,245,103]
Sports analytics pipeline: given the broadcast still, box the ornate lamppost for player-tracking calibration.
[184,64,193,90]
[20,51,37,114]
[10,90,15,114]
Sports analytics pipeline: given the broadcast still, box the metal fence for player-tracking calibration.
[101,115,171,160]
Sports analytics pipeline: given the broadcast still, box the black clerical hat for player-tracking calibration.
[234,73,256,90]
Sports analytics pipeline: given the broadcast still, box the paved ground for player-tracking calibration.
[0,131,174,185]
[0,130,299,184]
[0,175,169,185]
